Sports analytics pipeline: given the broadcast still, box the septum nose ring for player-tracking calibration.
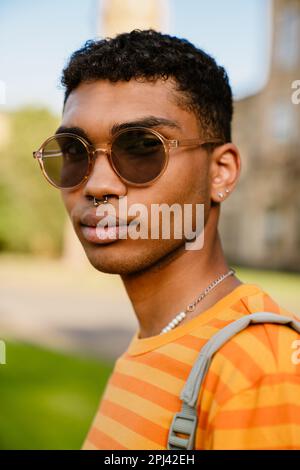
[93,195,109,206]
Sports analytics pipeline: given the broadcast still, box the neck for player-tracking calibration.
[121,209,242,339]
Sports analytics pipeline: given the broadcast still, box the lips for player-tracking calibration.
[80,224,128,244]
[80,212,129,228]
[79,211,134,244]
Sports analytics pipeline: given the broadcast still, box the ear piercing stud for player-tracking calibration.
[218,188,230,199]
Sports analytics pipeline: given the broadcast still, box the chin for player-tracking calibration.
[86,251,138,274]
[82,238,185,276]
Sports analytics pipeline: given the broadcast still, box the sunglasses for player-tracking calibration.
[33,127,224,189]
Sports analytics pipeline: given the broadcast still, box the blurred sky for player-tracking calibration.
[0,0,272,115]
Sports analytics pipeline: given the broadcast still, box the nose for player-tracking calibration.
[82,148,127,201]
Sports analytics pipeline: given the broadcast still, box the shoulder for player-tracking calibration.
[204,300,300,401]
[218,284,300,375]
[218,314,300,373]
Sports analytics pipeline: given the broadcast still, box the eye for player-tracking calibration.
[116,132,163,156]
[62,141,86,161]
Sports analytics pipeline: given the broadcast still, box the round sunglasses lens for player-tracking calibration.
[111,129,166,184]
[41,135,89,188]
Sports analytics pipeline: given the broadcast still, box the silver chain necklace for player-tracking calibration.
[159,268,235,335]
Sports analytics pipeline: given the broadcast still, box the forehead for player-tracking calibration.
[62,79,199,139]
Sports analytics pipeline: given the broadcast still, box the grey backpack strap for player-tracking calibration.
[167,311,300,450]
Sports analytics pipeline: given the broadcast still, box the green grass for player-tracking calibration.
[0,340,114,450]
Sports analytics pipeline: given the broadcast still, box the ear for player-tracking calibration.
[209,143,241,203]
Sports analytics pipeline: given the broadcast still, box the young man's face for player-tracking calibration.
[60,78,213,275]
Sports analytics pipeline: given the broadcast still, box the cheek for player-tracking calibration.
[60,189,80,215]
[157,151,209,203]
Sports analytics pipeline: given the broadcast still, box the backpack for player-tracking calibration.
[167,311,300,450]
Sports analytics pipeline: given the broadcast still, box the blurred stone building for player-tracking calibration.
[99,0,170,37]
[220,0,300,271]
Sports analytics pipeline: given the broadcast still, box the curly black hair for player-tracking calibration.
[61,29,233,142]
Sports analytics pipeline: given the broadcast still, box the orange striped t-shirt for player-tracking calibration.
[81,283,300,450]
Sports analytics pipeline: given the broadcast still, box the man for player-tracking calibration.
[34,29,300,449]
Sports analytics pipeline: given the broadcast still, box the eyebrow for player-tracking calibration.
[55,116,181,141]
[110,116,181,134]
[55,125,91,142]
